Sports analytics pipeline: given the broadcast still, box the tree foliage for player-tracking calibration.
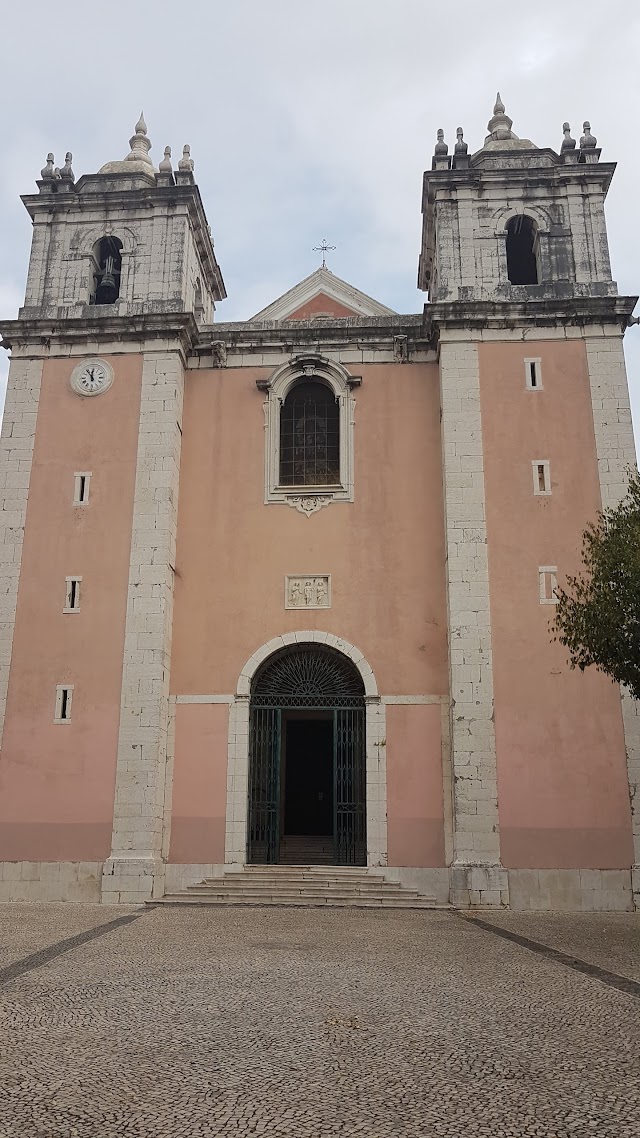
[553,468,640,699]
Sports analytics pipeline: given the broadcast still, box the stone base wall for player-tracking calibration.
[164,863,227,893]
[507,868,633,912]
[378,867,451,905]
[0,861,635,911]
[0,861,103,902]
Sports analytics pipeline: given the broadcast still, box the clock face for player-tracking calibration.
[70,358,114,398]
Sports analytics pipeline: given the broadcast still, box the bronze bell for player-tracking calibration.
[96,255,119,304]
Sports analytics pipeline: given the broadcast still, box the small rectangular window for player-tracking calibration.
[524,358,542,390]
[532,460,551,495]
[73,472,91,506]
[63,576,82,613]
[54,684,74,723]
[539,566,558,605]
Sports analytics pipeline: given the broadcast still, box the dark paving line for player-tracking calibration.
[460,914,640,999]
[0,912,146,988]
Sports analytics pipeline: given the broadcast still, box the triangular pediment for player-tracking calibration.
[251,267,395,321]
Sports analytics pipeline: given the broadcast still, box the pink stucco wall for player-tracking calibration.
[168,704,229,864]
[168,361,448,865]
[286,293,361,320]
[0,355,141,861]
[479,340,633,869]
[386,704,445,867]
[171,362,448,697]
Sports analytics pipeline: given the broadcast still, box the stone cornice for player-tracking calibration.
[194,314,430,355]
[2,298,635,362]
[421,158,617,212]
[427,295,638,334]
[0,312,198,361]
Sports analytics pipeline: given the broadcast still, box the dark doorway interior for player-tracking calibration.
[284,716,333,835]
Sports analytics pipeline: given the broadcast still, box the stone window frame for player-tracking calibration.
[539,565,559,605]
[491,205,551,288]
[54,684,74,723]
[259,354,359,516]
[76,225,138,309]
[532,459,551,496]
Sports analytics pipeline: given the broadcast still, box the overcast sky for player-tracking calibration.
[1,0,639,450]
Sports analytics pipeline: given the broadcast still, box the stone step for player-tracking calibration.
[156,865,443,910]
[184,886,428,901]
[194,875,387,888]
[156,894,440,909]
[243,865,370,874]
[191,883,405,892]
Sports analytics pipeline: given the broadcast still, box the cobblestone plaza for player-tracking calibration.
[0,904,638,1136]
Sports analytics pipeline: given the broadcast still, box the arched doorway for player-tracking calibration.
[248,644,366,866]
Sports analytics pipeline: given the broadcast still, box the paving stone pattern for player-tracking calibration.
[0,903,133,969]
[0,904,639,1136]
[478,911,640,984]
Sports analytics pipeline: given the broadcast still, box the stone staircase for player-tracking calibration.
[155,865,443,909]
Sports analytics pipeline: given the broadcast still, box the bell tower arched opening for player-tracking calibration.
[248,643,366,866]
[90,236,123,305]
[505,215,540,285]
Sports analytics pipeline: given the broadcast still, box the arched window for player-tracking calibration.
[279,380,340,486]
[90,236,123,305]
[505,216,539,285]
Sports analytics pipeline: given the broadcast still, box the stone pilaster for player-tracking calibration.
[101,350,184,903]
[439,334,507,907]
[0,355,43,746]
[585,330,640,908]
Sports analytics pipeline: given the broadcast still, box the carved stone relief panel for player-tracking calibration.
[285,575,331,609]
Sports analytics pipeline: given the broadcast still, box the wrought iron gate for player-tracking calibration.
[334,707,366,865]
[247,645,366,866]
[247,707,281,864]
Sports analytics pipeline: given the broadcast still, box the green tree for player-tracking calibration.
[553,468,640,699]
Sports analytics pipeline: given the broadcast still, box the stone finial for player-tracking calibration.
[434,128,448,156]
[124,111,153,167]
[178,144,194,172]
[41,153,55,180]
[60,152,75,181]
[455,127,468,155]
[486,91,514,140]
[159,145,173,172]
[561,122,576,151]
[580,120,597,148]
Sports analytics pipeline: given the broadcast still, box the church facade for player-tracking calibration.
[0,100,638,910]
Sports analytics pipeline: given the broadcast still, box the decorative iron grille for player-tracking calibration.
[248,646,367,866]
[279,380,340,486]
[251,645,365,708]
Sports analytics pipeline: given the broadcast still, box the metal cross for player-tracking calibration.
[312,239,336,268]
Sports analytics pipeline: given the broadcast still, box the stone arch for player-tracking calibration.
[236,631,378,698]
[491,204,550,237]
[78,224,138,257]
[225,632,386,867]
[265,354,356,403]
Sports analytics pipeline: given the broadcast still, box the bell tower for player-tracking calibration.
[419,95,618,304]
[20,114,225,323]
[0,117,226,903]
[419,97,640,909]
